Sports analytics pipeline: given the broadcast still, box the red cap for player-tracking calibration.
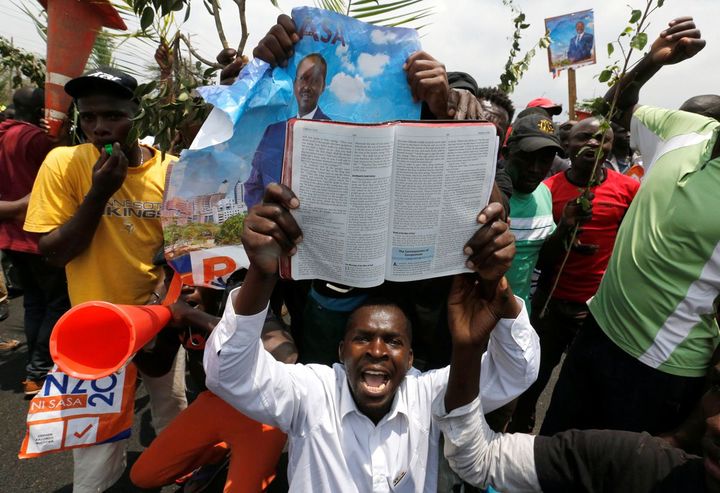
[526,97,562,115]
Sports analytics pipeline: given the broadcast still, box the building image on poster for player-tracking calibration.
[545,9,596,72]
[161,6,422,288]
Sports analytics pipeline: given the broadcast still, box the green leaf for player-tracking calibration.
[630,32,648,51]
[577,146,593,157]
[629,9,642,23]
[341,0,434,29]
[140,7,154,31]
[578,196,593,212]
[130,106,146,122]
[313,0,345,13]
[657,0,665,7]
[598,69,613,83]
[607,42,614,56]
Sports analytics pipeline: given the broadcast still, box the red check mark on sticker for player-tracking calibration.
[74,424,93,439]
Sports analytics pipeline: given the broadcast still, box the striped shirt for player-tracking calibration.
[589,106,720,377]
[507,183,556,307]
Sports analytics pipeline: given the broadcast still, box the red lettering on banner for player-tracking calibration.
[297,18,347,47]
[203,256,237,283]
[74,424,93,438]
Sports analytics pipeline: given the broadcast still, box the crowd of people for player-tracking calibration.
[1,11,719,493]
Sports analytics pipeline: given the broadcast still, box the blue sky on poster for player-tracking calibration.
[287,8,421,120]
[4,0,720,116]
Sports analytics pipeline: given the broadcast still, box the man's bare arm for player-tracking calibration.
[606,16,705,130]
[0,194,30,222]
[233,183,303,316]
[445,202,519,412]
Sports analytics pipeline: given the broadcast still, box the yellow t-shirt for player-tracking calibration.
[24,143,176,306]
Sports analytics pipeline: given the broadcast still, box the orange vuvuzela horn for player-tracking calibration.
[49,302,171,380]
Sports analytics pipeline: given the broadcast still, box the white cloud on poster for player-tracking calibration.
[335,44,354,72]
[357,53,389,78]
[370,30,397,45]
[328,73,367,103]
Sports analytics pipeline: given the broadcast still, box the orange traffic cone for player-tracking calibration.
[37,0,127,136]
[49,302,171,380]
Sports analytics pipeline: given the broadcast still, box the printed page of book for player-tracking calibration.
[284,119,395,288]
[385,122,498,282]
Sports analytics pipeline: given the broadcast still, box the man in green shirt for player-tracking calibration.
[503,114,563,306]
[542,16,718,436]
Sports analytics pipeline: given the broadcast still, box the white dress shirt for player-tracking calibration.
[433,393,541,492]
[298,106,318,119]
[204,287,539,493]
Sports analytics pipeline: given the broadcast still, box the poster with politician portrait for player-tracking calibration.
[545,9,596,72]
[161,6,422,288]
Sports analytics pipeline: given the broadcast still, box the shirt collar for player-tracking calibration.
[298,106,318,120]
[337,364,410,423]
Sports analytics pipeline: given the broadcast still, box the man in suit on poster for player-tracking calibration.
[568,21,594,63]
[245,52,331,209]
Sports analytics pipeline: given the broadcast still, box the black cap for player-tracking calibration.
[506,113,563,154]
[64,67,137,100]
[515,107,548,120]
[447,71,478,94]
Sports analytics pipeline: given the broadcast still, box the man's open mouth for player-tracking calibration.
[361,370,390,394]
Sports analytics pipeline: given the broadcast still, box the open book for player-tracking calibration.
[279,119,498,288]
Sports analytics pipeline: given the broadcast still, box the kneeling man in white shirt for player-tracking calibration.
[204,184,539,492]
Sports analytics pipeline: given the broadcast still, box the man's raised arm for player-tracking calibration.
[204,183,307,431]
[432,202,540,491]
[443,202,538,414]
[231,183,303,316]
[606,16,705,130]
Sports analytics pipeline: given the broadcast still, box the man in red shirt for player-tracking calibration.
[0,87,70,395]
[510,117,640,432]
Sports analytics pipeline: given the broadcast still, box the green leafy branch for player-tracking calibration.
[314,0,434,30]
[539,0,663,318]
[498,0,550,94]
[0,35,46,88]
[128,36,214,153]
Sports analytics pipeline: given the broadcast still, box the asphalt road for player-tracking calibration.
[0,294,559,492]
